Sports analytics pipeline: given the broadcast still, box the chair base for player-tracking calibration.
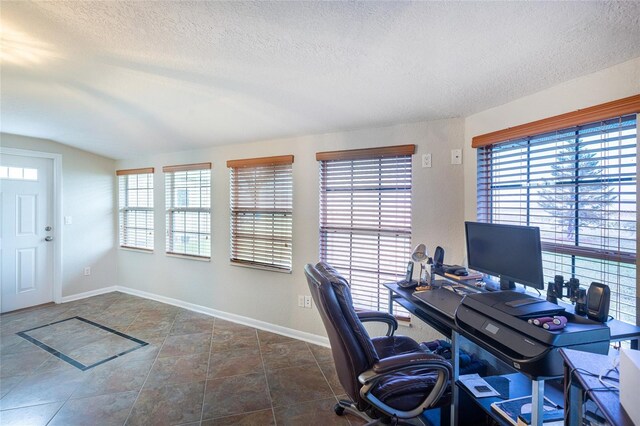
[334,400,439,426]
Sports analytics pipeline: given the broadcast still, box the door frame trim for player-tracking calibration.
[0,147,63,304]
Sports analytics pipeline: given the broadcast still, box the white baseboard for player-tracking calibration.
[60,286,118,303]
[59,285,329,348]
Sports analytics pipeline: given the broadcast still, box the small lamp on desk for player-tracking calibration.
[412,244,431,285]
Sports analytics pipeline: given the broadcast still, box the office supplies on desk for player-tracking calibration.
[491,395,563,426]
[442,265,468,276]
[459,373,500,398]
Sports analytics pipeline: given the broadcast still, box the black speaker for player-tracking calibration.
[586,282,610,322]
[433,246,444,268]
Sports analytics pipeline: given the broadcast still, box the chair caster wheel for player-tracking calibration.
[334,404,345,416]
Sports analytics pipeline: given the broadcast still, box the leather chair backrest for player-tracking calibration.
[304,262,379,408]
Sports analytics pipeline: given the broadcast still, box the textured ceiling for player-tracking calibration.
[2,1,640,159]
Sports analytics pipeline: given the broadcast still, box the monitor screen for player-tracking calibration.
[465,221,544,290]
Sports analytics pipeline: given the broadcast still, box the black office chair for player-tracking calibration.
[305,262,452,425]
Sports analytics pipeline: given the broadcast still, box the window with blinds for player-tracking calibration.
[228,155,293,272]
[117,168,154,251]
[164,163,211,259]
[477,114,637,324]
[318,145,415,313]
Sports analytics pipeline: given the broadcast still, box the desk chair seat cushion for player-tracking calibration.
[372,335,431,358]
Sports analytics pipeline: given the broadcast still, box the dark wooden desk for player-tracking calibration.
[560,348,633,426]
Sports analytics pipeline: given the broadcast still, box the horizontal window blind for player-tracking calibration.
[117,170,154,250]
[164,165,211,258]
[319,154,412,314]
[229,160,293,271]
[478,114,637,324]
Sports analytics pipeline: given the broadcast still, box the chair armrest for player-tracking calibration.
[357,311,398,336]
[371,352,450,375]
[358,353,452,419]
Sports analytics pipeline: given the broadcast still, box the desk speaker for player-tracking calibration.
[586,282,610,322]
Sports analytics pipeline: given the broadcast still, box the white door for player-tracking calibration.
[0,154,54,313]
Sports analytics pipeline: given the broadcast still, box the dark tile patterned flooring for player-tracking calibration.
[0,292,363,425]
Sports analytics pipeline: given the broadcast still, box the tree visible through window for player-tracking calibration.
[478,115,637,324]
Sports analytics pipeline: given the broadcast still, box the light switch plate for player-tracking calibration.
[65,216,73,225]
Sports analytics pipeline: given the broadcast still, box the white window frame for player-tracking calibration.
[117,168,154,251]
[163,163,211,259]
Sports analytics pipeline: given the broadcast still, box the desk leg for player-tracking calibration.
[388,289,394,316]
[450,331,460,426]
[567,382,582,426]
[632,338,639,350]
[531,379,544,426]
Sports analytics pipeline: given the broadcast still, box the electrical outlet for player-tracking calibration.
[451,149,462,165]
[422,153,432,168]
[304,295,312,309]
[298,295,305,307]
[84,267,91,276]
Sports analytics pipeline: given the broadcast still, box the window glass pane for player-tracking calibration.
[8,167,22,179]
[23,168,37,180]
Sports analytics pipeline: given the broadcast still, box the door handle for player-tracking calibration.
[45,236,54,242]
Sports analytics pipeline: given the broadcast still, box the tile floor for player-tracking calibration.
[0,292,364,425]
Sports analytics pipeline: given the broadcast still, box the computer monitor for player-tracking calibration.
[465,221,545,291]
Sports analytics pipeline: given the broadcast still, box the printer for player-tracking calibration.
[455,291,610,379]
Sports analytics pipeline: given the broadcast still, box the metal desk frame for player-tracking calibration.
[385,281,640,426]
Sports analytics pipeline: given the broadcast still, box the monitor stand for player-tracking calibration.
[482,277,525,293]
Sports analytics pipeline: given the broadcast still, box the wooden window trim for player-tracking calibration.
[316,144,415,161]
[226,155,294,168]
[162,163,211,173]
[116,167,154,176]
[472,94,640,148]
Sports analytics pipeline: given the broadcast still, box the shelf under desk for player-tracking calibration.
[457,373,564,426]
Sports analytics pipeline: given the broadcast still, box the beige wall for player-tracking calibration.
[116,118,466,340]
[0,133,117,297]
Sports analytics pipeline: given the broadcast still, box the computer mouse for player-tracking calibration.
[453,268,468,276]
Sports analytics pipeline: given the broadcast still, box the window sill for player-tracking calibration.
[230,261,292,274]
[119,246,154,254]
[166,253,211,262]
